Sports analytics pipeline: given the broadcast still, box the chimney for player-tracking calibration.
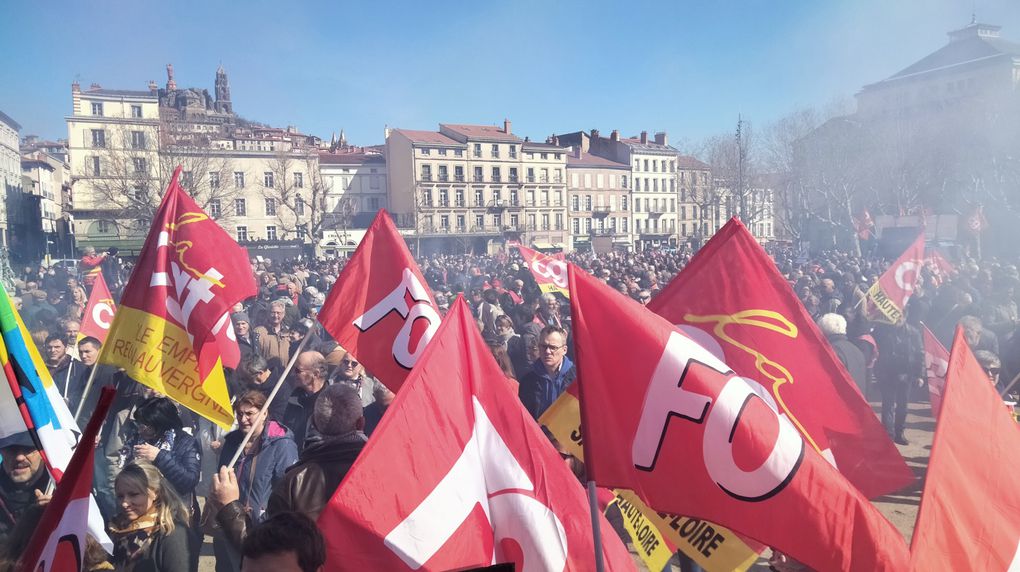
[574,145,582,158]
[654,131,667,146]
[71,80,80,93]
[71,81,81,115]
[640,131,648,144]
[148,80,158,93]
[90,83,102,90]
[384,125,391,140]
[610,129,619,142]
[553,136,560,146]
[592,129,600,141]
[503,119,512,134]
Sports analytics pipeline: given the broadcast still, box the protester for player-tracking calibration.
[240,512,325,572]
[363,383,394,436]
[874,304,925,445]
[328,353,379,408]
[283,351,329,449]
[518,325,575,419]
[109,461,194,572]
[254,301,291,370]
[69,336,118,419]
[42,333,80,403]
[818,313,869,394]
[0,434,51,536]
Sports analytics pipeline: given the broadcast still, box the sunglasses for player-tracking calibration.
[341,360,359,367]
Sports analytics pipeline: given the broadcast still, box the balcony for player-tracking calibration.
[639,232,672,241]
[455,199,465,207]
[454,175,465,182]
[421,174,433,182]
[527,175,536,183]
[647,210,664,218]
[589,228,618,236]
[491,175,502,183]
[592,206,611,218]
[509,175,519,183]
[438,174,449,182]
[473,175,484,182]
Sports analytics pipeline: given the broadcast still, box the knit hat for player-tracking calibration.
[231,311,250,325]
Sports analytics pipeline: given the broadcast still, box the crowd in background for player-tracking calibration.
[0,238,1016,570]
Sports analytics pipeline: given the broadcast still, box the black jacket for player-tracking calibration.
[828,334,869,394]
[266,433,366,522]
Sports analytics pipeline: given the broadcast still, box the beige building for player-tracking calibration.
[564,146,632,252]
[676,155,714,245]
[318,145,388,255]
[20,149,73,260]
[386,121,569,254]
[0,111,22,247]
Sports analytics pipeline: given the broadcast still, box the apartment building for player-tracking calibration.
[564,145,632,252]
[318,146,388,254]
[386,120,568,255]
[0,111,21,246]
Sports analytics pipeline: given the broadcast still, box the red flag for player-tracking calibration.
[922,325,949,418]
[570,265,909,571]
[517,245,570,298]
[318,298,634,571]
[909,330,1020,570]
[647,218,912,499]
[17,387,115,572]
[318,211,441,391]
[853,209,874,240]
[965,204,989,234]
[865,232,925,325]
[924,250,954,288]
[78,271,116,344]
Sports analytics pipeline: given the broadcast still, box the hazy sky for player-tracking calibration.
[2,0,1018,149]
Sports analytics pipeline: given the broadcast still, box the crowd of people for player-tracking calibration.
[0,238,1015,571]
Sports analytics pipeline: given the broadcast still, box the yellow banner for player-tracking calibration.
[865,282,902,325]
[101,306,234,429]
[539,391,761,572]
[611,493,673,571]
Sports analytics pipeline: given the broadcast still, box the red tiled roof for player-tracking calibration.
[318,151,385,165]
[391,129,462,145]
[677,155,710,170]
[440,124,522,142]
[566,153,630,169]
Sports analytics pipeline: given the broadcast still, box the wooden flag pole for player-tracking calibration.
[225,330,314,471]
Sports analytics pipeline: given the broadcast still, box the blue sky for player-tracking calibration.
[2,0,1018,151]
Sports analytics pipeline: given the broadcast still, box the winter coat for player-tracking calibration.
[217,421,299,524]
[0,466,50,536]
[111,518,193,572]
[266,432,367,522]
[827,334,869,395]
[282,385,323,450]
[518,355,576,419]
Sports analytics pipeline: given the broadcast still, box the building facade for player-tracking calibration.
[20,149,73,260]
[318,145,388,255]
[386,121,569,255]
[0,111,22,247]
[564,146,632,252]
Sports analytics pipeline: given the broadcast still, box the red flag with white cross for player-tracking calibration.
[318,297,634,571]
[648,218,911,499]
[910,329,1020,570]
[569,265,909,571]
[318,210,441,392]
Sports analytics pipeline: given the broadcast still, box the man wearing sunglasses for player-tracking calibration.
[518,325,575,419]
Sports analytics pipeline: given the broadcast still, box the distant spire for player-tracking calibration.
[339,129,347,147]
[166,63,177,91]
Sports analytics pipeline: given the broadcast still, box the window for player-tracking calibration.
[527,168,535,183]
[297,225,307,240]
[236,226,248,241]
[294,172,304,188]
[653,179,659,192]
[369,197,381,210]
[265,198,277,216]
[493,188,502,203]
[130,131,146,149]
[473,143,482,158]
[264,172,275,188]
[91,129,106,148]
[266,225,278,241]
[295,196,305,216]
[454,149,464,157]
[440,215,449,229]
[132,186,145,201]
[132,158,147,174]
[528,214,536,229]
[438,165,449,182]
[644,159,649,171]
[542,214,550,230]
[456,215,466,230]
[623,218,629,232]
[622,175,628,188]
[493,213,503,227]
[474,189,484,206]
[421,164,432,181]
[131,105,142,118]
[541,168,549,183]
[571,173,579,187]
[438,148,447,156]
[541,153,548,160]
[571,196,580,211]
[509,167,518,182]
[509,188,519,205]
[509,146,517,159]
[491,166,500,182]
[644,179,649,192]
[670,179,675,192]
[455,189,465,207]
[181,171,193,188]
[209,172,220,189]
[670,198,676,212]
[572,218,580,234]
[91,102,103,116]
[421,148,431,156]
[653,160,658,173]
[370,175,381,189]
[473,166,483,182]
[234,172,245,188]
[475,214,485,228]
[90,156,101,176]
[455,166,465,182]
[235,198,247,216]
[208,199,221,217]
[439,189,448,207]
[555,213,563,230]
[597,174,605,188]
[491,144,500,158]
[422,189,433,206]
[510,214,519,228]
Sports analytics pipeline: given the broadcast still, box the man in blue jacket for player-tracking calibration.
[518,325,575,419]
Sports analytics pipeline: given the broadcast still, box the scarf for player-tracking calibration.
[109,506,161,568]
[119,429,177,469]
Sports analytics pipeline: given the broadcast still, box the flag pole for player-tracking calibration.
[225,329,314,471]
[998,370,1020,398]
[72,361,100,423]
[62,358,73,399]
[586,480,605,572]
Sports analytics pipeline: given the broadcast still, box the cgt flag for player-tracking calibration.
[318,298,634,571]
[17,387,115,572]
[647,218,912,499]
[865,232,925,325]
[99,166,255,428]
[78,271,116,344]
[517,245,570,298]
[910,330,1020,570]
[569,265,910,571]
[922,325,949,418]
[318,210,441,392]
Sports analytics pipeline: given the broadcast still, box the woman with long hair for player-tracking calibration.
[109,461,194,572]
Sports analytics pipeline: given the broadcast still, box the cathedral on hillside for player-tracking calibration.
[156,64,237,125]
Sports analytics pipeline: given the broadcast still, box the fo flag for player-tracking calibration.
[99,166,255,428]
[569,266,909,571]
[517,245,569,298]
[648,218,911,499]
[78,271,116,344]
[318,210,441,392]
[318,298,633,571]
[865,232,925,325]
[18,388,115,572]
[910,330,1020,570]
[923,325,950,418]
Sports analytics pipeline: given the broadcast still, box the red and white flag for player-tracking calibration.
[865,232,925,325]
[910,329,1020,570]
[569,265,909,571]
[922,325,950,418]
[78,272,116,344]
[924,250,954,288]
[318,297,634,571]
[318,211,440,392]
[517,245,570,298]
[17,387,115,572]
[648,218,911,499]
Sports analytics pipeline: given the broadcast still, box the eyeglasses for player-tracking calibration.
[639,296,651,301]
[983,367,1001,375]
[237,409,261,420]
[539,343,565,352]
[341,360,359,367]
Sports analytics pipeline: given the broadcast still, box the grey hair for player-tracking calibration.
[817,313,847,337]
[312,384,364,437]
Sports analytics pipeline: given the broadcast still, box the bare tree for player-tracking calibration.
[260,151,328,241]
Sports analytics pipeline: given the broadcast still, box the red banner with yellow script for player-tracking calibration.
[99,166,255,428]
[517,245,570,298]
[648,218,912,500]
